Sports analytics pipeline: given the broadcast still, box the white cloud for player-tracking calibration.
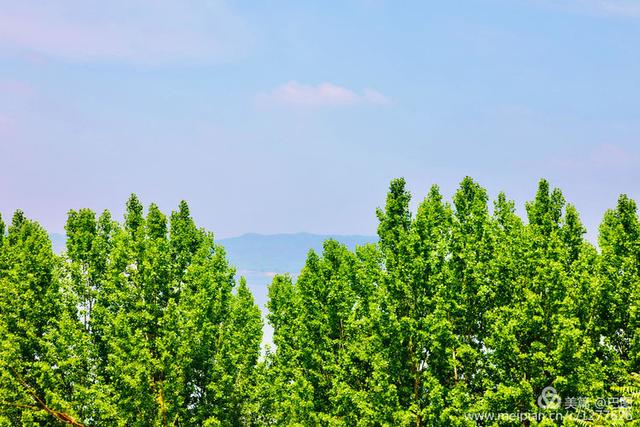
[255,81,391,108]
[534,0,640,18]
[0,114,14,135]
[362,88,391,105]
[578,0,640,17]
[0,80,36,136]
[550,143,638,170]
[0,114,9,127]
[0,80,36,99]
[597,0,640,16]
[0,0,252,64]
[588,143,638,168]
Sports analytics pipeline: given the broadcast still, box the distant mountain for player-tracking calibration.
[48,231,376,344]
[218,233,378,334]
[218,232,378,274]
[48,232,378,275]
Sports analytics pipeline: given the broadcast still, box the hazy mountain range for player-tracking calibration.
[49,231,376,345]
[219,232,377,274]
[50,232,377,275]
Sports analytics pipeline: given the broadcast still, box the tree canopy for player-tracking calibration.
[1,179,638,426]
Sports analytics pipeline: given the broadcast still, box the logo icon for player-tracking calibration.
[538,386,562,409]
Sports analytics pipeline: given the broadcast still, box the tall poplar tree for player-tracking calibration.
[596,195,640,379]
[265,240,375,424]
[0,211,84,424]
[88,196,263,425]
[2,178,639,426]
[373,179,461,426]
[481,180,603,423]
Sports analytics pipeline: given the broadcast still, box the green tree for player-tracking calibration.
[373,180,462,426]
[265,241,370,424]
[263,273,309,424]
[596,195,640,378]
[1,197,263,425]
[89,196,263,425]
[0,211,84,425]
[481,180,603,425]
[207,278,263,426]
[2,178,638,426]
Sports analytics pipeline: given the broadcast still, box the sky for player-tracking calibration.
[0,0,639,240]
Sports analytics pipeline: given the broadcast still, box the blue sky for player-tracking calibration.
[0,0,638,239]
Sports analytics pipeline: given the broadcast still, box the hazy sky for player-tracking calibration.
[0,0,638,239]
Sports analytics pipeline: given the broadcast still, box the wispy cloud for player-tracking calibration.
[0,80,36,99]
[577,0,640,17]
[550,143,638,170]
[0,0,252,64]
[534,0,640,18]
[582,0,640,18]
[255,81,391,108]
[0,114,11,132]
[588,143,638,168]
[0,80,36,136]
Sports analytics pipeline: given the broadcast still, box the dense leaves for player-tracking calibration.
[263,178,639,426]
[1,198,262,425]
[1,178,639,426]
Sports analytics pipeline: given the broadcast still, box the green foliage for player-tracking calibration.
[1,178,639,425]
[264,177,638,426]
[1,199,262,425]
